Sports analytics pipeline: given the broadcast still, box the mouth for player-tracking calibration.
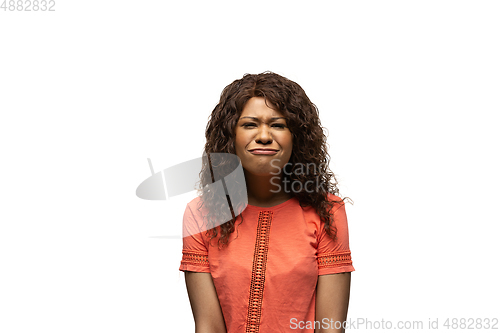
[248,149,279,155]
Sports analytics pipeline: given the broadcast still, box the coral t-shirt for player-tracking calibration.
[179,193,354,333]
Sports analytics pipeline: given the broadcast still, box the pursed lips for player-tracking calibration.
[248,148,279,155]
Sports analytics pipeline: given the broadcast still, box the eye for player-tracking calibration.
[272,124,286,129]
[243,123,257,128]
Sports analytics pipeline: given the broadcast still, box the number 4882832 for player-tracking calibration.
[1,0,56,11]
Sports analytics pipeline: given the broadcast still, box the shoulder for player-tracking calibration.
[316,194,354,273]
[182,196,210,236]
[326,193,346,211]
[300,193,345,216]
[324,194,349,231]
[184,196,210,220]
[186,195,203,210]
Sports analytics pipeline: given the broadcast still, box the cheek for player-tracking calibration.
[284,134,293,154]
[234,131,246,154]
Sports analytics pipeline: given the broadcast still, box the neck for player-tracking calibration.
[244,170,292,207]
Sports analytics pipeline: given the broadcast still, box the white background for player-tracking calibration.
[1,1,499,332]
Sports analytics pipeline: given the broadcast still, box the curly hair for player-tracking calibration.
[196,71,351,248]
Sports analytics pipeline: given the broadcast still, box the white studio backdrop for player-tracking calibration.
[1,1,499,332]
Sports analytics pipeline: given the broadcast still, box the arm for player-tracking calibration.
[315,272,351,333]
[185,271,227,333]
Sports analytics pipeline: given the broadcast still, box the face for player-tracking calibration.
[234,97,293,176]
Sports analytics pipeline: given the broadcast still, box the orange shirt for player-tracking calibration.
[179,193,354,332]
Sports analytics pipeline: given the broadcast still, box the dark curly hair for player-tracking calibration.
[196,71,352,248]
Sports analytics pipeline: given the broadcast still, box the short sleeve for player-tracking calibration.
[317,199,355,275]
[179,202,210,273]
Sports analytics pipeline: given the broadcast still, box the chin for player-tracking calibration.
[244,167,281,177]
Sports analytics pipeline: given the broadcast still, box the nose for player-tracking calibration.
[255,124,273,144]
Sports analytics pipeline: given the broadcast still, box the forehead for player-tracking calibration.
[240,97,285,119]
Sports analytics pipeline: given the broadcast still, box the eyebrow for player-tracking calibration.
[238,116,286,121]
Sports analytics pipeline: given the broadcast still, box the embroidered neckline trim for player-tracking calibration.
[245,210,273,333]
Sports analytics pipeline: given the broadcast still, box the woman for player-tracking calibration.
[179,72,354,333]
